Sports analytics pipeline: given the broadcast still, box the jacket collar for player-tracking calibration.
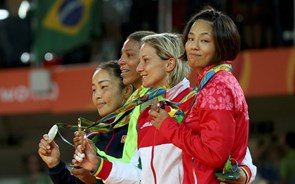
[166,78,190,100]
[196,61,232,86]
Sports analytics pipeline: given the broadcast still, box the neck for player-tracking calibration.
[133,81,142,89]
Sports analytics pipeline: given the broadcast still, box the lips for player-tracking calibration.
[120,68,130,78]
[121,68,129,73]
[140,73,147,78]
[188,53,200,59]
[96,102,105,109]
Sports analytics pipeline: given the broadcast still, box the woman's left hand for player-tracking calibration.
[71,167,97,184]
[149,98,170,129]
[217,168,247,184]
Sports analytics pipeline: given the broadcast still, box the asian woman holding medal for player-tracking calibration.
[38,61,133,184]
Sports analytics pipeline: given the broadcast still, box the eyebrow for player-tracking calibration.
[123,48,134,52]
[141,54,150,59]
[189,32,211,36]
[92,79,111,86]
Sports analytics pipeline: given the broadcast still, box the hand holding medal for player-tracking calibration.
[215,155,240,180]
[74,118,87,163]
[47,124,58,143]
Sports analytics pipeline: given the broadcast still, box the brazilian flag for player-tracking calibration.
[32,0,101,63]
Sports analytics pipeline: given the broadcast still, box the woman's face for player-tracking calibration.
[92,69,125,117]
[137,43,169,88]
[118,39,142,88]
[185,19,216,73]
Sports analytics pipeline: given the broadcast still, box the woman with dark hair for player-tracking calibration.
[38,60,133,184]
[150,6,254,183]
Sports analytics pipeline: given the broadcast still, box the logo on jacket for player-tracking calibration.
[140,122,152,129]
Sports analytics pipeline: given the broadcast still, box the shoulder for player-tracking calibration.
[198,71,245,110]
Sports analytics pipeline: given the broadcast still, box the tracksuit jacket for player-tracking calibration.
[159,64,251,183]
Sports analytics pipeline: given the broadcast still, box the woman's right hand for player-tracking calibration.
[72,134,99,172]
[38,134,61,168]
[73,131,86,148]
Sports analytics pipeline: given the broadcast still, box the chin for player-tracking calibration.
[142,84,151,88]
[98,112,106,117]
[123,78,132,85]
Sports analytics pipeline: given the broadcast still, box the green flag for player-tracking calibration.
[32,0,101,64]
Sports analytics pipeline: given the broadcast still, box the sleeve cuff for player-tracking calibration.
[91,159,113,180]
[48,161,65,175]
[240,165,251,184]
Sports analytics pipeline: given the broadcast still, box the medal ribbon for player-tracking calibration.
[54,63,231,145]
[55,88,166,133]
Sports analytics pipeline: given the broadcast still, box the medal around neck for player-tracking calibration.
[47,124,58,143]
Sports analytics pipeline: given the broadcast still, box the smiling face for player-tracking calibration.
[91,69,125,117]
[118,39,142,88]
[136,43,170,88]
[185,19,216,73]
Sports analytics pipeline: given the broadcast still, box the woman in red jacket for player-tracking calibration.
[150,6,252,184]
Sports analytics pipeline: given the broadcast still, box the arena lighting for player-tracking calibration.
[44,52,54,61]
[18,0,30,19]
[0,9,9,20]
[20,52,30,63]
